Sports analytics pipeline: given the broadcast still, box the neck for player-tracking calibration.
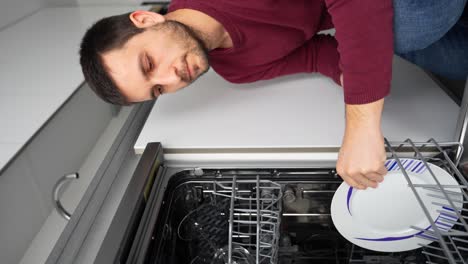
[165,9,232,50]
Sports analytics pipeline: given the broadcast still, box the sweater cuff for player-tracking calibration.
[344,86,390,104]
[342,65,392,104]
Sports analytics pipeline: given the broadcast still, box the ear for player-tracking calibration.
[129,10,165,28]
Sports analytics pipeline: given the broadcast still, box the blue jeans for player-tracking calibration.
[394,0,468,80]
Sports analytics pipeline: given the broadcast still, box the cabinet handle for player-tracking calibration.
[52,173,79,221]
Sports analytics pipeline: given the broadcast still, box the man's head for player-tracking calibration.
[80,11,210,105]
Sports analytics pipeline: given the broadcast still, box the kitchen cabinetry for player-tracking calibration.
[0,83,122,263]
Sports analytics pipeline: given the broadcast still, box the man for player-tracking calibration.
[80,0,468,190]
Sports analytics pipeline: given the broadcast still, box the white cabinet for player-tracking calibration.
[0,83,132,264]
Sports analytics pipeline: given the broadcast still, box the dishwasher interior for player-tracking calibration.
[104,140,468,264]
[147,169,432,264]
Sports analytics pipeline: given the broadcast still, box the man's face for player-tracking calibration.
[101,20,210,103]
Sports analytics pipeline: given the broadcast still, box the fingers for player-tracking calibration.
[376,165,388,176]
[354,173,378,189]
[338,168,387,190]
[366,172,384,183]
[340,174,366,190]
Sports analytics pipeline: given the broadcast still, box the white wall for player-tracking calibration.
[45,0,78,6]
[0,0,46,30]
[45,0,148,8]
[75,0,142,5]
[0,0,140,29]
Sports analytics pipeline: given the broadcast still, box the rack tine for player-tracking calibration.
[385,138,458,264]
[432,203,465,211]
[457,246,468,252]
[422,250,450,260]
[418,185,468,191]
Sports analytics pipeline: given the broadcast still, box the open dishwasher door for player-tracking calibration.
[97,139,468,264]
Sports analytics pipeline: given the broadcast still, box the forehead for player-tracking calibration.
[102,30,150,69]
[100,32,152,101]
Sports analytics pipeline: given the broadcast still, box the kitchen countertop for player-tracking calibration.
[134,56,460,158]
[0,6,141,171]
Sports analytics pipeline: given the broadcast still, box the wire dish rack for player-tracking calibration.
[209,175,283,264]
[353,138,468,264]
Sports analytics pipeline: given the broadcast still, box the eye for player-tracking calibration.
[146,55,154,72]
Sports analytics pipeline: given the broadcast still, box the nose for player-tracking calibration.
[150,66,181,86]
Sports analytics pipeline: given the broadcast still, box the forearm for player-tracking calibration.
[345,99,384,131]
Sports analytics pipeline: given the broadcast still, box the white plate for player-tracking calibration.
[331,158,463,252]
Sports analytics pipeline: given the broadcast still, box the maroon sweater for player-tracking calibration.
[169,0,394,104]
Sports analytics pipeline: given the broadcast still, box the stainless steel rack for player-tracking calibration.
[210,176,283,264]
[382,138,468,264]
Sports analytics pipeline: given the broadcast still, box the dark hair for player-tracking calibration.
[79,12,145,105]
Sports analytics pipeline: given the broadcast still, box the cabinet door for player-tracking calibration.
[0,83,151,264]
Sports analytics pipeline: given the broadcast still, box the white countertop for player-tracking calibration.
[135,56,460,156]
[0,6,141,171]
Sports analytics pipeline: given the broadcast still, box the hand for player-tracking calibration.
[337,126,387,189]
[336,99,388,189]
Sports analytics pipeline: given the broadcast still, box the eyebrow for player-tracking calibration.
[138,52,156,100]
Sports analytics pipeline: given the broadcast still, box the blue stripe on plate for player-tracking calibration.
[346,187,353,216]
[440,212,458,220]
[411,162,421,172]
[433,225,449,231]
[354,209,458,241]
[389,161,398,171]
[436,221,452,228]
[439,216,457,223]
[442,206,455,212]
[354,216,435,242]
[416,164,426,173]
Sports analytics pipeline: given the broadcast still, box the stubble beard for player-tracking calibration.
[156,20,210,82]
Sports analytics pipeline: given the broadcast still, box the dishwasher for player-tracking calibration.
[95,136,468,264]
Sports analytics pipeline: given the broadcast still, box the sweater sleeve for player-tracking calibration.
[225,34,342,85]
[324,0,394,104]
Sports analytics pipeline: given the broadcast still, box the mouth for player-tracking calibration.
[185,59,193,82]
